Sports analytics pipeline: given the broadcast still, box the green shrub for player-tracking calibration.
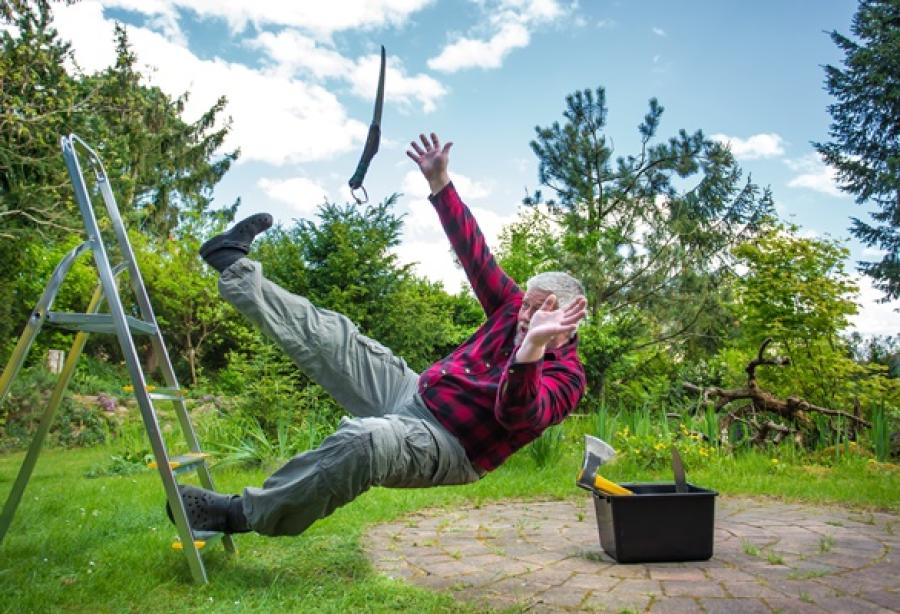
[870,404,891,461]
[1,366,113,450]
[527,425,565,468]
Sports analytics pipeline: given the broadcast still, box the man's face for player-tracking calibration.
[515,288,553,345]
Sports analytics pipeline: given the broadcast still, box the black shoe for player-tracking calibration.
[165,484,251,534]
[200,212,273,272]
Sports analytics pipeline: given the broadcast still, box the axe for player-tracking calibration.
[577,435,633,496]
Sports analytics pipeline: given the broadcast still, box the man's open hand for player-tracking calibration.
[515,295,588,363]
[407,133,452,195]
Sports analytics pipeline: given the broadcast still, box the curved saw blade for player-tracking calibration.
[348,45,386,203]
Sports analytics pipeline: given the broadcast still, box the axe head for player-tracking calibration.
[577,435,616,491]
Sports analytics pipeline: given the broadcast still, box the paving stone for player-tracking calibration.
[699,597,772,614]
[766,578,842,601]
[606,565,649,579]
[424,559,482,577]
[648,567,707,581]
[706,567,757,582]
[647,596,700,613]
[763,596,830,613]
[611,578,662,596]
[813,595,886,612]
[662,580,726,598]
[533,586,590,608]
[563,573,621,592]
[580,591,652,613]
[725,581,789,600]
[520,567,574,587]
[859,589,900,611]
[553,555,613,574]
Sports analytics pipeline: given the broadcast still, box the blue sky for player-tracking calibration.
[27,0,898,334]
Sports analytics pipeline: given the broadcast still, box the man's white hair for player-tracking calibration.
[525,271,585,308]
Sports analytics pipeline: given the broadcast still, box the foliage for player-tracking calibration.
[870,404,892,461]
[814,0,900,299]
[526,425,565,468]
[1,366,112,450]
[0,2,237,361]
[725,224,900,414]
[135,231,253,385]
[517,86,774,395]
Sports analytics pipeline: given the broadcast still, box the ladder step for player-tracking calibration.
[171,530,223,551]
[123,384,185,401]
[148,452,210,475]
[46,312,157,335]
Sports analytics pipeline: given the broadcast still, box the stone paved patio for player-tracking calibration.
[365,497,899,612]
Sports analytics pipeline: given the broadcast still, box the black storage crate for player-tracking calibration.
[592,482,718,563]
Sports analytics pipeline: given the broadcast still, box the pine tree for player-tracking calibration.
[814,0,900,300]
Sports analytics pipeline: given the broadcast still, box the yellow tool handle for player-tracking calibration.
[593,474,633,496]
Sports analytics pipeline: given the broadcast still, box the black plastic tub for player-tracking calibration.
[592,482,718,563]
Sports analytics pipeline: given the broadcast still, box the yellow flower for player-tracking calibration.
[770,458,779,464]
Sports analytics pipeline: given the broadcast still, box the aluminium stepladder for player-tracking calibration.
[0,134,235,584]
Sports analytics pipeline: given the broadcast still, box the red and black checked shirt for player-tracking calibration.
[418,183,586,473]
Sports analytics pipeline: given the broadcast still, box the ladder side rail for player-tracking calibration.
[86,138,236,555]
[0,281,104,544]
[73,136,207,455]
[0,242,92,408]
[60,136,209,583]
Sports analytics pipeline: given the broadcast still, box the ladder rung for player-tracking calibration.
[123,384,184,401]
[171,530,222,551]
[148,452,210,474]
[46,312,157,335]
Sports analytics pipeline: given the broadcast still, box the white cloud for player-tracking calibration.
[393,240,468,292]
[652,26,666,37]
[596,18,615,29]
[249,32,447,113]
[258,177,330,215]
[861,246,886,258]
[51,2,368,165]
[847,275,900,336]
[248,30,351,79]
[104,0,434,37]
[428,22,530,72]
[400,170,493,237]
[427,0,566,72]
[785,153,844,197]
[711,133,785,160]
[400,170,491,201]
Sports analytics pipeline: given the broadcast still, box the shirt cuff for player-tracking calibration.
[505,358,542,381]
[428,181,455,203]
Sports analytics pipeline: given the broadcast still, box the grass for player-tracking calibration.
[1,433,898,613]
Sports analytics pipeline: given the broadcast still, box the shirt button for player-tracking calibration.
[485,362,491,368]
[441,369,447,375]
[508,368,515,374]
[465,368,471,374]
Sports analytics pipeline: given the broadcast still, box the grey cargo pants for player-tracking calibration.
[219,259,481,536]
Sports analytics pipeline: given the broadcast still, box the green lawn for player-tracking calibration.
[1,441,897,613]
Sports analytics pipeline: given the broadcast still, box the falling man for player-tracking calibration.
[168,133,588,536]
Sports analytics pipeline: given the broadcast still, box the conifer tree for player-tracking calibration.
[814,0,900,299]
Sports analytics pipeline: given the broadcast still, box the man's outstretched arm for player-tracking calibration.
[407,133,518,315]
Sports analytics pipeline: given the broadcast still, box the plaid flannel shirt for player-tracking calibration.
[418,183,586,472]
